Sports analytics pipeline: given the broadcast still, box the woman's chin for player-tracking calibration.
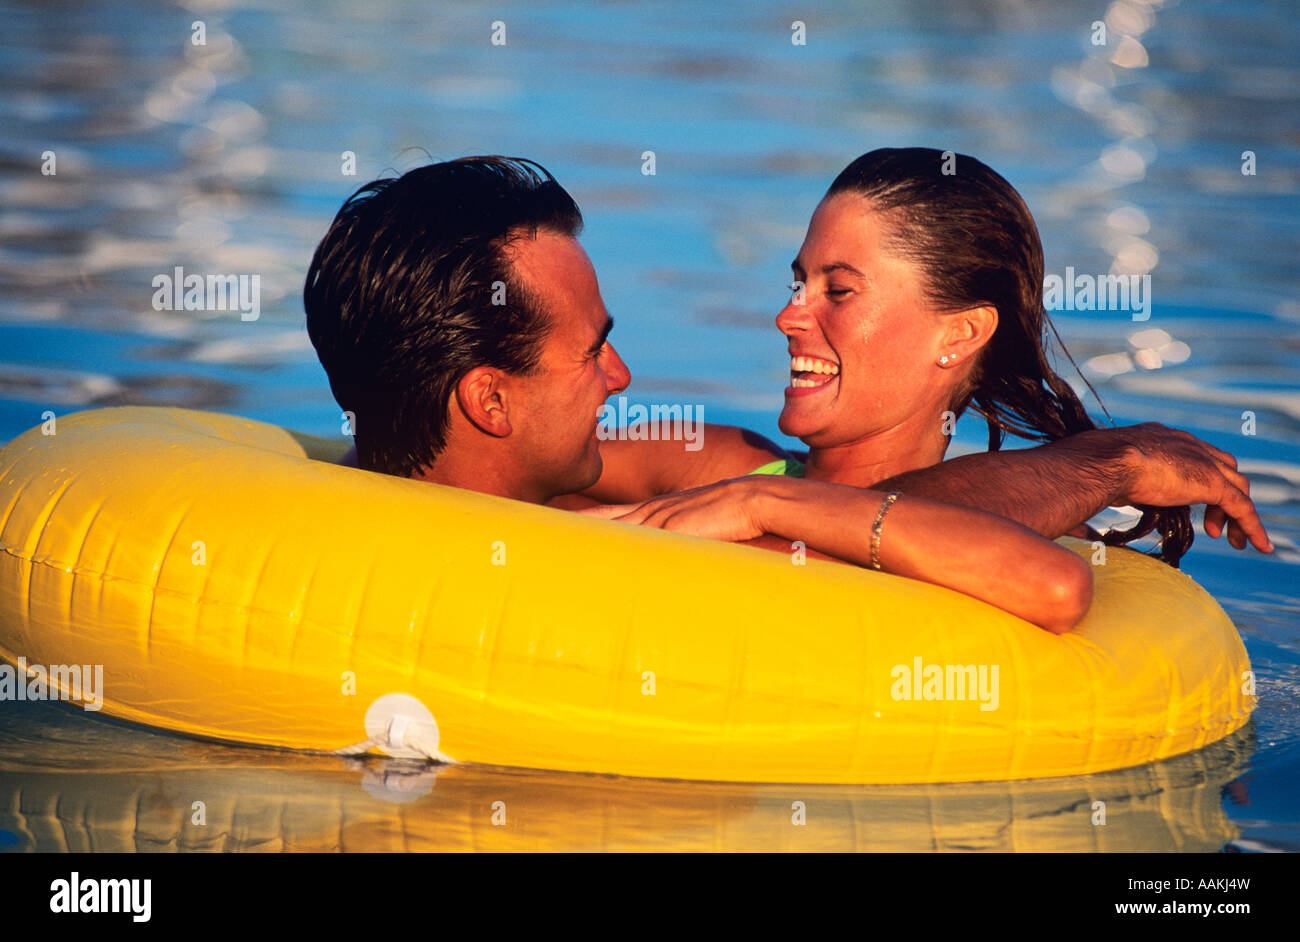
[778,404,823,441]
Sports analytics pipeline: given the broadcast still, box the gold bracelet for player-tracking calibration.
[870,492,901,571]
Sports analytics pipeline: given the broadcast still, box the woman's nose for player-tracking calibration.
[776,290,812,333]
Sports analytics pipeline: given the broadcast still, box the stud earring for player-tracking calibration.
[939,353,958,366]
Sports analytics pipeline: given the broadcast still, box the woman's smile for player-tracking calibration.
[787,353,841,394]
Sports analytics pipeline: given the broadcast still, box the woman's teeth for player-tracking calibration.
[790,356,840,374]
[789,355,840,388]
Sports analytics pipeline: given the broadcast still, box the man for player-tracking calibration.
[304,156,1270,558]
[305,156,629,505]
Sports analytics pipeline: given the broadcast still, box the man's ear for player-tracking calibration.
[943,304,998,360]
[455,367,513,438]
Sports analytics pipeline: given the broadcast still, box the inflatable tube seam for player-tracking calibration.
[18,472,85,655]
[147,508,191,659]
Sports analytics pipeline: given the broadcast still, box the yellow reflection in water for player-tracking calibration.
[0,726,1252,853]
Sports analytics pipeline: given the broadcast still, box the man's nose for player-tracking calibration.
[605,344,631,395]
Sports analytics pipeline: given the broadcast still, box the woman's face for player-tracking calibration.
[777,192,954,448]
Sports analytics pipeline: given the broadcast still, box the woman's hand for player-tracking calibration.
[576,477,768,542]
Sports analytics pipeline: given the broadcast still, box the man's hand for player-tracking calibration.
[1113,423,1272,552]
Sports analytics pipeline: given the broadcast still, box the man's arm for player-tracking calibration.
[871,423,1272,552]
[871,430,1127,539]
[343,425,785,505]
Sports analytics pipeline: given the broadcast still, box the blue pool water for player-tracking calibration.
[0,0,1297,850]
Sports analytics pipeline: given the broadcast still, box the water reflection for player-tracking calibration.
[0,700,1258,853]
[0,362,236,408]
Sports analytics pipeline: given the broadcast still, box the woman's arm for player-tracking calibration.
[751,477,1093,634]
[581,476,1093,634]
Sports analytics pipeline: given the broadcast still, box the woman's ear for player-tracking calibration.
[943,304,998,360]
[455,367,514,438]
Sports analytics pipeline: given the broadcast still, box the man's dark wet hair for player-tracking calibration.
[304,155,583,477]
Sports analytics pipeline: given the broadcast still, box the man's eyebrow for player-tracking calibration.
[790,259,867,279]
[588,315,614,354]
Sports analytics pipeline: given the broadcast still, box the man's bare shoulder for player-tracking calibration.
[653,422,793,491]
[570,422,791,504]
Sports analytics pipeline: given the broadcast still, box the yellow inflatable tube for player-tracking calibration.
[0,407,1254,784]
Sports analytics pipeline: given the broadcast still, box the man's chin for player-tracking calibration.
[581,450,603,491]
[556,451,603,500]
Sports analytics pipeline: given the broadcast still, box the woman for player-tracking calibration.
[563,148,1269,633]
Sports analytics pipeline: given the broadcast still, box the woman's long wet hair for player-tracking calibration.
[827,147,1192,566]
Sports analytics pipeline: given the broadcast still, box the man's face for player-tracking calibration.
[502,229,630,501]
